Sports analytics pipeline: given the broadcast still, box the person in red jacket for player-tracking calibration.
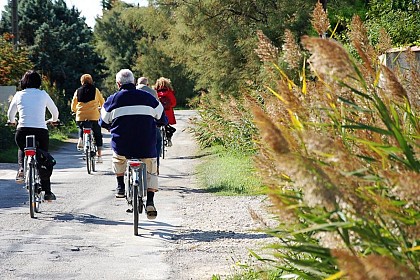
[154,77,177,146]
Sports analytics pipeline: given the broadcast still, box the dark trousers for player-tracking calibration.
[15,127,51,191]
[76,120,103,147]
[165,125,176,139]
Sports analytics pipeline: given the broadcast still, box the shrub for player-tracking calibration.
[248,15,420,279]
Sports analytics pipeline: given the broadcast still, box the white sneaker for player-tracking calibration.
[77,138,83,150]
[96,156,103,163]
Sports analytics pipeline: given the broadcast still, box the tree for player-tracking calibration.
[0,0,105,100]
[367,0,420,45]
[0,33,33,86]
[94,1,143,92]
[154,0,317,95]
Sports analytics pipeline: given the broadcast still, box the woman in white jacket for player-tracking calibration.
[7,70,59,201]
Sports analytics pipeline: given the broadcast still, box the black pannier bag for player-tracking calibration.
[36,148,56,179]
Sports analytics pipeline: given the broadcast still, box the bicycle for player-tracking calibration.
[23,135,43,218]
[124,159,147,236]
[6,121,57,218]
[81,122,97,174]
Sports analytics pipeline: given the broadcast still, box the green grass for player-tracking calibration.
[196,146,263,195]
[0,124,75,163]
[0,148,18,163]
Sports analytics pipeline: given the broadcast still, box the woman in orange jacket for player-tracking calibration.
[71,74,105,162]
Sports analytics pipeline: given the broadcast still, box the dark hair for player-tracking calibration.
[20,70,42,89]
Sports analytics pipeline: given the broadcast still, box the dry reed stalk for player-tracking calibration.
[361,254,418,279]
[405,48,420,111]
[301,36,357,83]
[332,250,418,280]
[282,29,302,69]
[385,170,420,207]
[252,104,290,155]
[255,30,279,63]
[332,250,367,280]
[348,15,377,79]
[311,1,330,37]
[378,64,409,105]
[252,103,339,210]
[376,28,393,56]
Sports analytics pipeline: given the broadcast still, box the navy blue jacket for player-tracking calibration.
[99,83,166,158]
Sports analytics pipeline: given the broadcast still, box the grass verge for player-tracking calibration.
[196,146,263,196]
[0,124,76,163]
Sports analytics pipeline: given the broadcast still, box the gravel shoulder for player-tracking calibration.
[162,111,277,279]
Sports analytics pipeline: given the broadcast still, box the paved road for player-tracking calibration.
[0,110,198,279]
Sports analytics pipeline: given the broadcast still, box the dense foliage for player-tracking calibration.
[0,0,104,117]
[0,0,419,278]
[193,5,420,279]
[0,33,33,85]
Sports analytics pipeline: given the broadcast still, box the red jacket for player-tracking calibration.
[157,88,177,124]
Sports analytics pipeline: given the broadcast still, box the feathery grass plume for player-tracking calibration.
[251,104,290,155]
[361,254,418,279]
[255,30,279,63]
[332,250,418,280]
[282,29,302,70]
[404,48,420,110]
[385,170,420,206]
[311,1,330,37]
[299,132,373,215]
[301,36,357,83]
[348,15,377,79]
[252,102,338,211]
[378,64,409,105]
[332,249,367,280]
[376,28,393,56]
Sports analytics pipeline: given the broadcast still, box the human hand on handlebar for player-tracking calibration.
[46,119,62,127]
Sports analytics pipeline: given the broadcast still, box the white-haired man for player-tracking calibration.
[100,69,165,219]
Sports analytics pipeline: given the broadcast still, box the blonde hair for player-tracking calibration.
[80,74,93,85]
[154,77,173,90]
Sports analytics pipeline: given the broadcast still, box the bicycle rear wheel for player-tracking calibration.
[90,149,96,172]
[34,168,41,213]
[161,128,166,159]
[86,146,92,174]
[133,179,139,236]
[28,164,35,218]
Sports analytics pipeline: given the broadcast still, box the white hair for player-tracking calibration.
[137,77,148,85]
[116,69,135,85]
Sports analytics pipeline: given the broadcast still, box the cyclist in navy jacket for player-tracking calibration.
[100,69,166,220]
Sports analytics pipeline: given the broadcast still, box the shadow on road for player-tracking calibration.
[172,229,271,242]
[0,179,27,209]
[51,211,132,226]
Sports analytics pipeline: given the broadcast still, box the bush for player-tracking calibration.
[247,16,420,279]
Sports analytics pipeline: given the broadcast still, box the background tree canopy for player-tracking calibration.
[0,0,104,122]
[1,0,419,107]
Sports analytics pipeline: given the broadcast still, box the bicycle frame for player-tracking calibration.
[125,159,147,236]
